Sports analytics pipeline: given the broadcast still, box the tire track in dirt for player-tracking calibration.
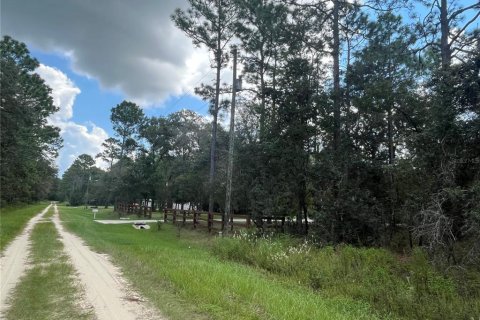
[0,204,52,313]
[52,205,164,320]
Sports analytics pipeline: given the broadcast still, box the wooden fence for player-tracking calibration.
[116,202,152,218]
[163,208,251,232]
[114,202,288,233]
[254,216,286,232]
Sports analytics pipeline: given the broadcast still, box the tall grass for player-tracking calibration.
[0,202,49,252]
[213,231,480,320]
[58,206,382,320]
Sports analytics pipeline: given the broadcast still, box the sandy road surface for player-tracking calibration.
[52,205,163,320]
[0,204,52,313]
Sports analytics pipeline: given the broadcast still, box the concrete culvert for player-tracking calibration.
[133,223,150,230]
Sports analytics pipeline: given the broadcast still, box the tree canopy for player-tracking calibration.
[0,36,62,205]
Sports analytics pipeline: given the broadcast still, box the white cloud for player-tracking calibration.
[2,0,211,106]
[36,64,80,123]
[58,121,109,172]
[36,64,109,175]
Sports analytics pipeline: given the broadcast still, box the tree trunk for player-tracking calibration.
[387,104,396,242]
[259,46,266,141]
[224,47,238,235]
[440,0,451,69]
[208,2,223,216]
[332,0,341,152]
[332,0,342,243]
[272,50,277,114]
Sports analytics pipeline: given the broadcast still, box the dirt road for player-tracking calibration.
[51,205,163,320]
[0,204,52,313]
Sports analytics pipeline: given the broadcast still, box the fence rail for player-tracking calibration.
[116,202,152,218]
[163,208,251,232]
[114,202,288,233]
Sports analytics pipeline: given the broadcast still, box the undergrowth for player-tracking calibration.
[213,231,480,320]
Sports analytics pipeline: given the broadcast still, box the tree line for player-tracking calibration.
[0,36,62,205]
[3,0,479,264]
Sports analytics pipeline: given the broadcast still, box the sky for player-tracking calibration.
[1,0,220,175]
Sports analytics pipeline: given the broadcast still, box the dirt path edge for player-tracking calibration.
[52,205,164,320]
[0,204,52,313]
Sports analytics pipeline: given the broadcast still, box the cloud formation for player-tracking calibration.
[37,64,80,122]
[36,64,109,174]
[2,0,210,105]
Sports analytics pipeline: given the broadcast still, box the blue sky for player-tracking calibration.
[31,48,210,137]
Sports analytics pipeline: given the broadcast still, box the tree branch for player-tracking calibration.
[412,40,440,54]
[448,3,480,22]
[452,46,476,56]
[449,10,480,46]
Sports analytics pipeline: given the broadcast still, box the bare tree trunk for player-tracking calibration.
[332,0,342,243]
[332,0,341,152]
[387,105,396,242]
[440,0,451,69]
[259,46,266,141]
[272,50,277,115]
[208,1,223,217]
[224,47,238,235]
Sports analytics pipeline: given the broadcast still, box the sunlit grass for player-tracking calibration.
[59,205,381,320]
[0,202,49,252]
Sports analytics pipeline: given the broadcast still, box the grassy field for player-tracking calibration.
[4,207,94,320]
[0,202,49,252]
[57,206,480,320]
[59,206,382,320]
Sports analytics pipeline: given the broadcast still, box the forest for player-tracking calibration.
[2,0,479,266]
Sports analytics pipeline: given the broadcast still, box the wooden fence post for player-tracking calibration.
[208,212,212,232]
[173,210,177,224]
[163,208,167,223]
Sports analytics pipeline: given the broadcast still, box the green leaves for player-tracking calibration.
[0,36,61,204]
[111,100,145,143]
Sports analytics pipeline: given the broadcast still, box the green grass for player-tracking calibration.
[0,202,49,252]
[5,208,94,320]
[213,232,480,320]
[58,206,382,320]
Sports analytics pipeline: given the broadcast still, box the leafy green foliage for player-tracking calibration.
[60,154,105,206]
[0,36,62,204]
